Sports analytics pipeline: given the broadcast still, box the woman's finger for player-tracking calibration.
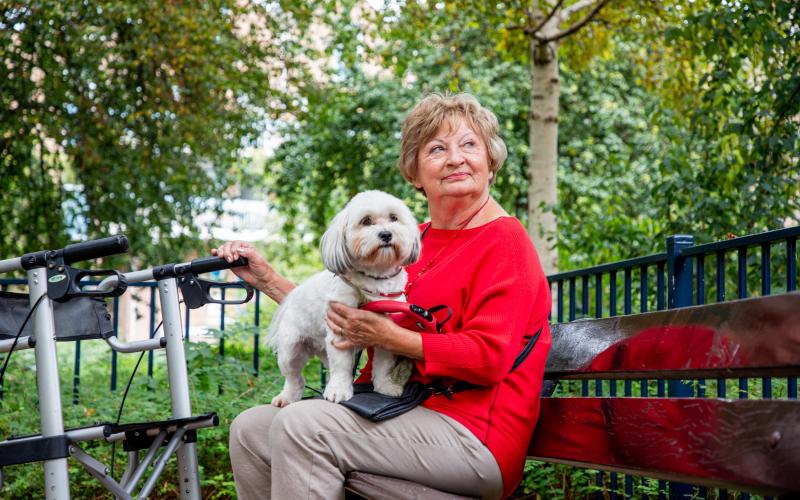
[332,338,357,350]
[329,302,368,322]
[215,242,232,260]
[326,305,347,324]
[228,241,246,261]
[325,317,343,334]
[327,301,349,315]
[215,241,248,262]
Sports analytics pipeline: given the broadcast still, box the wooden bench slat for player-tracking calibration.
[529,397,800,495]
[345,471,478,500]
[546,292,800,379]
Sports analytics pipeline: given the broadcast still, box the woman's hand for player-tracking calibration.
[211,241,295,303]
[326,301,423,359]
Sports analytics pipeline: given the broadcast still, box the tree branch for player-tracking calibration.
[528,0,565,37]
[538,0,610,43]
[561,0,600,20]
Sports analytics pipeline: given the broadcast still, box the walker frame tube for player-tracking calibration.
[98,268,202,499]
[157,278,200,499]
[27,266,71,499]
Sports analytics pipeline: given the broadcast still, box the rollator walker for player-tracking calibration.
[0,236,253,499]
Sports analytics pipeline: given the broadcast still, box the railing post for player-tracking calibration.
[666,234,695,500]
[667,235,694,309]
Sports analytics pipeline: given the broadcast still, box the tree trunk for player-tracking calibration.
[528,34,560,275]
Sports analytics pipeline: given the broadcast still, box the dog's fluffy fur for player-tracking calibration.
[268,190,421,406]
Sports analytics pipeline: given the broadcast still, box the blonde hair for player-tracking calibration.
[398,93,507,188]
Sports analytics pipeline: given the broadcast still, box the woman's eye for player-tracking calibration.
[360,216,373,226]
[463,140,476,148]
[389,214,398,222]
[430,145,445,154]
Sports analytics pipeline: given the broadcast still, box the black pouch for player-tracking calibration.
[339,381,432,422]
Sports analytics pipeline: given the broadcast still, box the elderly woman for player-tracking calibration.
[215,93,552,499]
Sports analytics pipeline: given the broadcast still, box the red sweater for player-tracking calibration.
[358,217,552,497]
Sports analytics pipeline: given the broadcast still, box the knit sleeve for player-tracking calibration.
[415,221,550,384]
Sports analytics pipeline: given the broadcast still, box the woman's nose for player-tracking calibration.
[446,147,464,165]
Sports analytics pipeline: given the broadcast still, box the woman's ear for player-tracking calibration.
[320,209,353,275]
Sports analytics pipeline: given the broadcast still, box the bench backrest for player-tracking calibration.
[529,292,800,495]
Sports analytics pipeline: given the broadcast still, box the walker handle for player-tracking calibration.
[21,235,130,270]
[189,256,249,274]
[63,236,130,264]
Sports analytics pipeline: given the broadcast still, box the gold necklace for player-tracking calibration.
[404,195,491,296]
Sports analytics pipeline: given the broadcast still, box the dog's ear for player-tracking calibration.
[399,203,421,265]
[404,231,421,266]
[320,209,353,275]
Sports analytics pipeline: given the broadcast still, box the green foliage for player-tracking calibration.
[618,9,791,233]
[652,0,800,241]
[515,461,604,499]
[555,1,800,269]
[0,0,279,265]
[263,0,538,248]
[556,41,669,268]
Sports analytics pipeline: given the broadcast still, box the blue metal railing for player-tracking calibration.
[547,225,800,499]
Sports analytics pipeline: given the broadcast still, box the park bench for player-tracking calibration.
[344,291,800,499]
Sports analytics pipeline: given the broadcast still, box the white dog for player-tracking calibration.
[267,190,421,406]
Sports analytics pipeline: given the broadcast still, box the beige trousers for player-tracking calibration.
[228,399,503,500]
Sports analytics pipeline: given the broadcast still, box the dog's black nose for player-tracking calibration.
[378,230,393,243]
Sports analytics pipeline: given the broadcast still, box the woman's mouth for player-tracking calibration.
[443,172,469,181]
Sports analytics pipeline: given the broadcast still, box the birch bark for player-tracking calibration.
[527,12,561,275]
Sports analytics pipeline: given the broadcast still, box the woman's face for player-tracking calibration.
[414,118,492,202]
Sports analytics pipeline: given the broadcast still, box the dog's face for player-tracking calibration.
[320,190,420,275]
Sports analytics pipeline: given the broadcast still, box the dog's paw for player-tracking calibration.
[323,383,353,403]
[271,393,298,407]
[374,380,404,397]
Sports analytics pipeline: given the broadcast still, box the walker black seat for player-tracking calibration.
[109,412,219,451]
[0,435,71,467]
[0,291,114,341]
[0,413,218,467]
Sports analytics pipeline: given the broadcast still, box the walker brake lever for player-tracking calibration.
[47,266,128,302]
[178,278,254,310]
[175,257,254,310]
[42,238,129,302]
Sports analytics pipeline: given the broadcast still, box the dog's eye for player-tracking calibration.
[360,216,373,226]
[389,213,398,222]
